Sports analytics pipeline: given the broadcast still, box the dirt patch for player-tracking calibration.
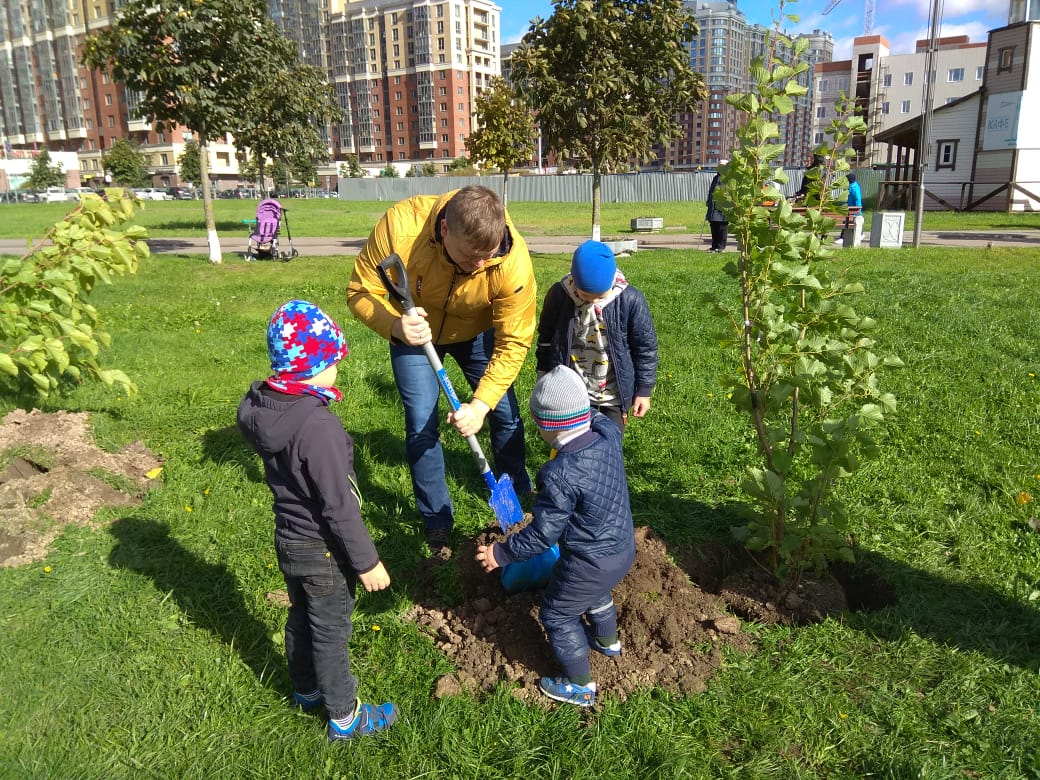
[402,526,895,706]
[0,409,162,568]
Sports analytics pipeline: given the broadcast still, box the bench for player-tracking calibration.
[790,205,863,247]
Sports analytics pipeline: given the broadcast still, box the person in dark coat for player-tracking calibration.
[535,240,658,432]
[237,300,397,742]
[704,159,729,252]
[475,366,636,708]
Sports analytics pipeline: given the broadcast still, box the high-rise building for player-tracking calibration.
[326,0,501,169]
[655,1,831,171]
[811,35,987,166]
[0,0,241,188]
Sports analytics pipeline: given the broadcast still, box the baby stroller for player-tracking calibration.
[243,197,299,261]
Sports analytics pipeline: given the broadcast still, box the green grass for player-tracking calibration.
[3,197,1039,242]
[0,246,1038,778]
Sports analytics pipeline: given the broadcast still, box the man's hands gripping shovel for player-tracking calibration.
[376,254,558,592]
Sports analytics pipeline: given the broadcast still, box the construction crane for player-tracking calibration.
[822,0,875,36]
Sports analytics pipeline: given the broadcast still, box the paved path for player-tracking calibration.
[2,228,1037,258]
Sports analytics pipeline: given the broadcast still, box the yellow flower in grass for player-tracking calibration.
[372,625,381,632]
[185,505,193,513]
[1017,492,1032,505]
[43,566,52,573]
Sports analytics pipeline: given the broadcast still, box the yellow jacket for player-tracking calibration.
[347,190,536,409]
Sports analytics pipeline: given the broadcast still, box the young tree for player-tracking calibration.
[446,155,476,176]
[339,155,365,178]
[178,140,201,188]
[234,63,340,190]
[510,0,706,239]
[289,153,318,188]
[465,77,535,207]
[1,193,146,398]
[82,0,302,264]
[705,21,900,582]
[26,150,66,191]
[379,163,399,178]
[103,138,148,187]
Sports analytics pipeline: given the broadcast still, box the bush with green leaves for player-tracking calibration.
[0,193,148,398]
[706,29,902,580]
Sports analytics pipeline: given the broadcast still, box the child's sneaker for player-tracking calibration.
[292,690,324,711]
[327,700,398,742]
[584,624,622,657]
[538,677,596,707]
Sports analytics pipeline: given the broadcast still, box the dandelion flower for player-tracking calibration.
[44,566,52,573]
[372,625,381,632]
[185,505,193,512]
[1017,492,1032,505]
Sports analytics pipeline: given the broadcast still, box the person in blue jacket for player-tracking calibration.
[847,172,863,209]
[535,240,658,432]
[475,366,636,707]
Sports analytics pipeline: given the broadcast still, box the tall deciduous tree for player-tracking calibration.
[465,77,535,207]
[82,0,300,263]
[510,0,706,239]
[234,63,340,190]
[103,138,148,187]
[26,150,66,191]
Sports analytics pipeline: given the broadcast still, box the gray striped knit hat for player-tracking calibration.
[529,366,591,433]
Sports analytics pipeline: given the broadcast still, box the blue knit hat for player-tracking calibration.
[267,300,348,379]
[530,366,591,433]
[570,240,617,294]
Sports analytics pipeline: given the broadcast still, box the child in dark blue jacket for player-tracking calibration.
[476,366,636,707]
[237,300,398,741]
[536,240,658,431]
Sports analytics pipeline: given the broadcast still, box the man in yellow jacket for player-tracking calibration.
[347,185,536,554]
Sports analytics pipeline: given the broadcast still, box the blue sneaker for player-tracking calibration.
[327,700,399,742]
[538,677,596,707]
[584,624,622,657]
[292,691,324,712]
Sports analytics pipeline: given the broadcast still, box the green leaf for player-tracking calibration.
[0,353,18,377]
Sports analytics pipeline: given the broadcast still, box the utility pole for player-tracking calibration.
[913,0,942,247]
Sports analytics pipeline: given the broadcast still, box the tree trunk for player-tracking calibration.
[501,169,510,208]
[197,125,223,264]
[591,168,602,241]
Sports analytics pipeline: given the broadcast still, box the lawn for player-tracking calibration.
[3,197,1040,241]
[0,243,1038,778]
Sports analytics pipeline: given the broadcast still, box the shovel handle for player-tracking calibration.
[376,254,490,472]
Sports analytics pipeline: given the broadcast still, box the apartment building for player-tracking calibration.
[811,35,987,166]
[1,0,499,185]
[324,0,501,169]
[0,0,244,188]
[658,1,831,170]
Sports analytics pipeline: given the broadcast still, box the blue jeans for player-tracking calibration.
[275,534,358,719]
[390,329,531,532]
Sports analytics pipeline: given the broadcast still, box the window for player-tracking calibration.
[882,101,890,114]
[998,46,1015,72]
[816,106,826,118]
[105,94,113,105]
[976,66,984,80]
[883,73,892,87]
[903,72,913,86]
[947,68,964,82]
[900,100,911,113]
[935,139,957,171]
[813,132,823,143]
[818,78,828,91]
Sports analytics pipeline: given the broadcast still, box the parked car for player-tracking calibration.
[66,187,97,201]
[134,187,169,201]
[44,187,68,203]
[166,186,195,200]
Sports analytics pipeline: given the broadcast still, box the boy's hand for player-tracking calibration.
[475,544,500,573]
[630,396,651,418]
[359,561,391,592]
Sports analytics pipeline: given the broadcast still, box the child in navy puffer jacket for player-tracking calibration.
[476,365,636,707]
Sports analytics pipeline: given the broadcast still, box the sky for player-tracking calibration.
[500,0,1011,61]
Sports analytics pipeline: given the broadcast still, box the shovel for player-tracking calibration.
[376,254,558,592]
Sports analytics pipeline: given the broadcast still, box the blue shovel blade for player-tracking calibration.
[488,473,524,532]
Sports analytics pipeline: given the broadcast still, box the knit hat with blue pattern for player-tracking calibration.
[530,366,591,433]
[267,299,348,380]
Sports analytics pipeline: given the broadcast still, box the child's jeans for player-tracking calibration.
[275,534,358,720]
